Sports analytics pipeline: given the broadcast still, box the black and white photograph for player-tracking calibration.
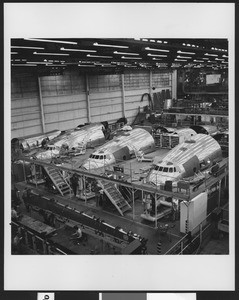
[4,2,235,291]
[10,37,229,256]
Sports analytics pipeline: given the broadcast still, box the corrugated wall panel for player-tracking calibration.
[124,70,150,90]
[40,72,88,131]
[11,69,175,138]
[152,70,172,88]
[89,74,121,92]
[11,73,42,138]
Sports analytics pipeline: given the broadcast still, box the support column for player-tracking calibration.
[149,70,153,109]
[154,193,158,229]
[121,74,126,117]
[85,74,91,123]
[218,180,222,208]
[38,76,46,133]
[132,188,135,220]
[171,69,177,100]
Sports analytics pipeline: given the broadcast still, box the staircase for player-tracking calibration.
[44,166,72,196]
[98,180,131,216]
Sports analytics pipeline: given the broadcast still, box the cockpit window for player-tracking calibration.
[169,168,173,173]
[163,167,169,172]
[95,155,99,159]
[159,167,163,171]
[174,167,176,172]
[100,155,103,159]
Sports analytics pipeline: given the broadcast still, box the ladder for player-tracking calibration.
[98,180,131,216]
[44,166,72,196]
[130,143,145,161]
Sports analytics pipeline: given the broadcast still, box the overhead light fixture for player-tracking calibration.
[177,50,195,55]
[222,55,228,58]
[121,56,142,59]
[114,51,139,55]
[157,40,162,43]
[177,55,192,59]
[60,47,97,53]
[152,58,162,60]
[202,58,209,60]
[150,39,155,42]
[11,52,18,54]
[87,54,112,58]
[193,60,204,62]
[45,64,66,67]
[215,58,224,61]
[145,47,169,52]
[24,38,77,45]
[163,41,168,44]
[147,53,167,57]
[33,52,69,56]
[78,64,95,67]
[134,38,140,40]
[93,42,128,49]
[175,59,187,61]
[12,64,37,66]
[27,61,52,64]
[11,46,45,50]
[205,53,218,57]
[142,39,148,42]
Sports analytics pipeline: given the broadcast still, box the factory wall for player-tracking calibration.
[11,69,173,138]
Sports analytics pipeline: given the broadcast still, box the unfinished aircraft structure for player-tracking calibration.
[11,130,62,151]
[148,133,222,185]
[82,127,155,170]
[34,123,105,160]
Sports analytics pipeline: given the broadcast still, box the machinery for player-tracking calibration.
[82,127,155,170]
[148,134,222,185]
[34,123,105,160]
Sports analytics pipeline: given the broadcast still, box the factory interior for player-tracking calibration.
[10,38,229,255]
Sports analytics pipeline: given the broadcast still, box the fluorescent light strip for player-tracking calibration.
[46,64,66,67]
[157,40,162,43]
[145,47,169,52]
[175,59,187,61]
[147,53,167,57]
[152,58,162,60]
[78,64,95,67]
[193,60,204,62]
[87,54,112,58]
[121,56,142,59]
[93,42,128,49]
[202,58,209,60]
[33,52,69,56]
[27,61,52,64]
[215,58,224,61]
[205,53,218,57]
[114,51,139,55]
[222,55,228,58]
[177,50,195,55]
[60,47,96,53]
[12,64,37,66]
[11,52,18,54]
[24,38,77,45]
[177,55,192,59]
[11,46,45,50]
